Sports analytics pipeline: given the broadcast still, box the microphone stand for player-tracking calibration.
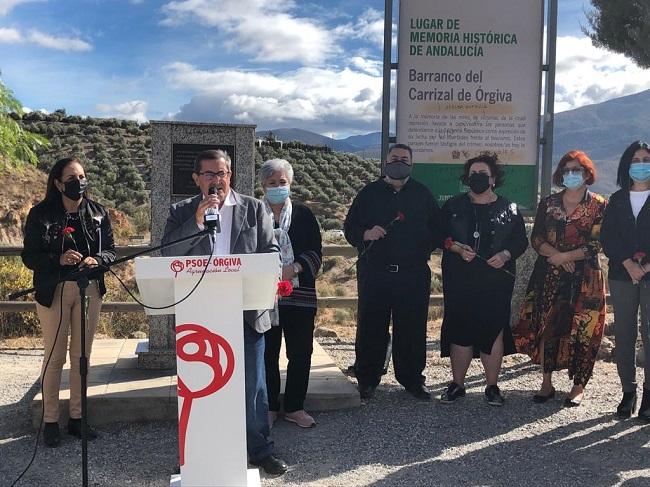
[8,227,214,487]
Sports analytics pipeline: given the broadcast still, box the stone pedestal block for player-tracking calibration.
[139,121,256,369]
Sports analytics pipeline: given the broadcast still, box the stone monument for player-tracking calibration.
[137,121,257,369]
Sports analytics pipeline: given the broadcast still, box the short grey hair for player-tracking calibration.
[259,158,294,185]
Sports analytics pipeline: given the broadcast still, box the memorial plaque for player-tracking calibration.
[396,0,543,209]
[172,143,236,196]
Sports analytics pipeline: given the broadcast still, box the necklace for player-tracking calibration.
[472,205,482,252]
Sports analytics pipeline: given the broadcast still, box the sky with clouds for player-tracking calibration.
[1,0,649,137]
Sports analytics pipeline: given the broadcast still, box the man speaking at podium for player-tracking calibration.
[161,149,288,476]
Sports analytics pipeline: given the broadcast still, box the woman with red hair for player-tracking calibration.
[513,150,607,407]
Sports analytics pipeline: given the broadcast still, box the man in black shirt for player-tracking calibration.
[344,143,442,401]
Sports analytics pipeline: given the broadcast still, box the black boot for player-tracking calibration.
[616,391,637,419]
[43,422,60,447]
[638,388,650,422]
[68,418,98,440]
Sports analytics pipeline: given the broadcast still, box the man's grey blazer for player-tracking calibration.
[160,190,280,333]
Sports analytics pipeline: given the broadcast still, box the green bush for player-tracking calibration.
[321,256,342,273]
[99,267,149,338]
[333,308,352,324]
[321,218,342,230]
[0,257,40,338]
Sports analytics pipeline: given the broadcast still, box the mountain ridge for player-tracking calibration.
[259,88,650,194]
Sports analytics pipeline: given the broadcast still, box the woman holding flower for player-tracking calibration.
[440,154,527,406]
[513,150,606,407]
[21,156,115,447]
[600,141,650,419]
[258,158,322,429]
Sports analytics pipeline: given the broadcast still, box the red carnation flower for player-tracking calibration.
[633,251,646,263]
[444,237,454,250]
[62,226,75,236]
[396,211,405,222]
[277,280,293,297]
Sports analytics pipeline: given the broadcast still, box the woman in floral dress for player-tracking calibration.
[513,150,607,407]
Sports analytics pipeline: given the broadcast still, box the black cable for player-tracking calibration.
[107,238,216,310]
[10,283,66,487]
[10,235,216,485]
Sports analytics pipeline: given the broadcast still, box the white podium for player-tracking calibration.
[134,254,280,487]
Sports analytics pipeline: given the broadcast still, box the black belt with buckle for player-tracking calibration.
[364,260,423,273]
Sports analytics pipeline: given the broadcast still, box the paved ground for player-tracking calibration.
[27,339,358,428]
[2,337,650,487]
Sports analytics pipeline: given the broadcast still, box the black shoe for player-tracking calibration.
[563,397,582,408]
[440,382,466,403]
[533,387,556,404]
[43,422,60,448]
[68,418,98,440]
[638,388,650,422]
[250,455,288,476]
[617,391,637,419]
[405,384,431,401]
[485,385,505,406]
[358,384,376,400]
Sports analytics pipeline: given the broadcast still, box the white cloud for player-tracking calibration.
[349,56,382,76]
[162,34,650,135]
[27,29,92,51]
[555,35,650,112]
[0,27,91,51]
[335,8,386,48]
[22,107,50,114]
[164,62,382,132]
[0,26,21,42]
[96,100,148,123]
[0,0,43,16]
[161,0,338,65]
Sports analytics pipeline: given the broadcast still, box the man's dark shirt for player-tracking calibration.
[344,178,442,266]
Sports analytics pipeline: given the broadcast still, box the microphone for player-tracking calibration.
[204,186,221,238]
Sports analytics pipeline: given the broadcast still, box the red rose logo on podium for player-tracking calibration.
[170,259,185,277]
[176,323,235,466]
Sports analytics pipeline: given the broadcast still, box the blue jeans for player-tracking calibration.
[244,323,274,462]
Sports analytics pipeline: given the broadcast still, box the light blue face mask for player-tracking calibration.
[629,163,650,182]
[563,171,584,189]
[266,185,290,204]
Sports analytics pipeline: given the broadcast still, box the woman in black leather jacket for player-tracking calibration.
[600,140,650,420]
[21,156,115,447]
[439,154,527,406]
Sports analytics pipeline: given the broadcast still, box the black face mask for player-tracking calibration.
[468,172,491,194]
[385,161,412,180]
[62,178,88,200]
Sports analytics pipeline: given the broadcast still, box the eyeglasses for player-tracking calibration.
[198,171,230,180]
[631,157,650,163]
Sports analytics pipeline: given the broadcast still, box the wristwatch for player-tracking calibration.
[292,263,301,275]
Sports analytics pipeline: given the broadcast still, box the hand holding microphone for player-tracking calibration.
[196,186,221,228]
[202,186,221,239]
